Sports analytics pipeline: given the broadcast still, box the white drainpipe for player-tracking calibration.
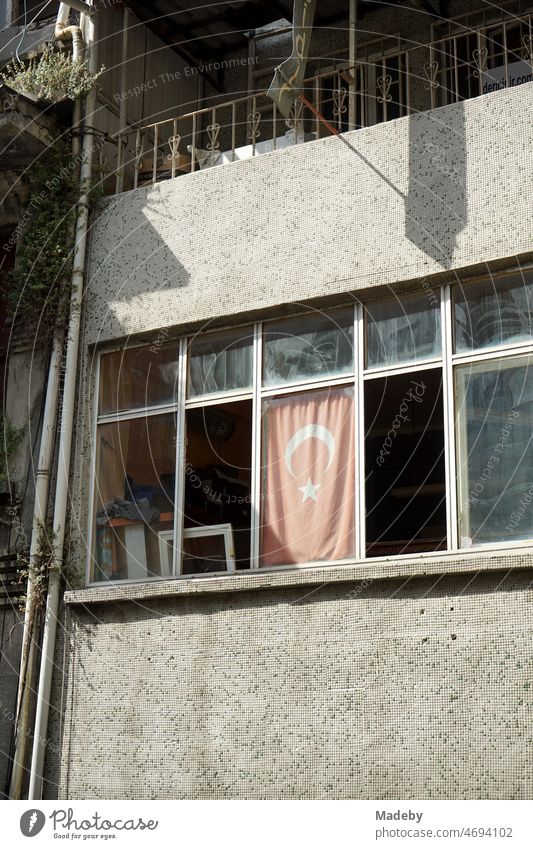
[9,1,90,800]
[8,341,63,799]
[28,0,99,801]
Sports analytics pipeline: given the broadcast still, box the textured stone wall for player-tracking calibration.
[48,570,533,799]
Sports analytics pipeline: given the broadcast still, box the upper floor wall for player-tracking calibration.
[85,82,533,346]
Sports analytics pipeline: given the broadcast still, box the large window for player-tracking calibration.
[90,269,533,583]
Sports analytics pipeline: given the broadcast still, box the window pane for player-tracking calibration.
[184,399,252,571]
[92,414,176,582]
[263,309,354,386]
[454,271,533,352]
[261,386,355,565]
[365,291,441,369]
[456,355,533,547]
[99,343,179,414]
[365,368,446,556]
[187,327,253,398]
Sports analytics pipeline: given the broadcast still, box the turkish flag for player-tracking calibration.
[261,386,355,566]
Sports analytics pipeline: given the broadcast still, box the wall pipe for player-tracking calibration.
[8,341,63,799]
[9,0,87,800]
[28,0,99,801]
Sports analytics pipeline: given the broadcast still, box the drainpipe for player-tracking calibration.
[28,0,99,801]
[8,1,89,800]
[55,3,84,61]
[55,4,84,159]
[8,343,63,800]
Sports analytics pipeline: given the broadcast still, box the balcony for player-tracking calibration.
[109,12,533,195]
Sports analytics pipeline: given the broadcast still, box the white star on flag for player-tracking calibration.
[298,478,321,503]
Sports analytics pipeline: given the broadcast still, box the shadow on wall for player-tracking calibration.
[405,100,467,269]
[87,185,191,342]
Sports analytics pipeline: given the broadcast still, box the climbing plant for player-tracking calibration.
[0,43,103,103]
[0,414,25,482]
[16,520,59,614]
[4,140,79,342]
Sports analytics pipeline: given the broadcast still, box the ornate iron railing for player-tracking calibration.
[110,14,532,194]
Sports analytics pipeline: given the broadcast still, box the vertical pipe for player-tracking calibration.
[28,3,99,801]
[116,6,129,193]
[8,338,63,798]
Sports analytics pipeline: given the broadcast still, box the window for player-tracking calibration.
[90,268,533,583]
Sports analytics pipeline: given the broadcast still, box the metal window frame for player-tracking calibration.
[454,347,533,549]
[87,276,533,586]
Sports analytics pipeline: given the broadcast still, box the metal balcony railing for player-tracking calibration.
[110,14,533,195]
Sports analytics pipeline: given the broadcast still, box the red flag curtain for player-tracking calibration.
[261,387,355,566]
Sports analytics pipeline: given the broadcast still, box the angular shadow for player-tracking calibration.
[87,182,191,342]
[405,101,467,269]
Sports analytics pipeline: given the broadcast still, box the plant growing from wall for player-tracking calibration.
[16,520,59,614]
[4,140,79,343]
[0,43,103,103]
[0,414,25,482]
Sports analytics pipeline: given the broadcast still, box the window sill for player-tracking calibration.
[66,544,533,606]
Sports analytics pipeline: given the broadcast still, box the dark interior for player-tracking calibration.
[184,399,252,572]
[365,368,446,557]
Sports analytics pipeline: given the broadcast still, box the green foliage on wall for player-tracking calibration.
[5,141,79,342]
[0,414,25,482]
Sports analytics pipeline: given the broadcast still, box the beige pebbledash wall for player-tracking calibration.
[49,569,533,799]
[44,83,533,799]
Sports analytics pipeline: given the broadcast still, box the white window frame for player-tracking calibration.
[87,268,533,586]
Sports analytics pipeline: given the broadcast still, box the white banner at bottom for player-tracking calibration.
[2,800,533,848]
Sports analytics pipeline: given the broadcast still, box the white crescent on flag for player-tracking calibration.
[285,424,335,503]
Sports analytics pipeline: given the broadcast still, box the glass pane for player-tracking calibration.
[184,399,251,571]
[454,271,533,352]
[261,386,355,566]
[263,309,354,386]
[456,355,533,547]
[365,291,441,369]
[187,327,253,398]
[92,414,176,582]
[99,343,179,414]
[183,534,228,575]
[365,368,446,557]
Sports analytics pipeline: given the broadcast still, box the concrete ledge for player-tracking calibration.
[64,546,533,605]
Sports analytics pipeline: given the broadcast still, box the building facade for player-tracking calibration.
[3,0,532,799]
